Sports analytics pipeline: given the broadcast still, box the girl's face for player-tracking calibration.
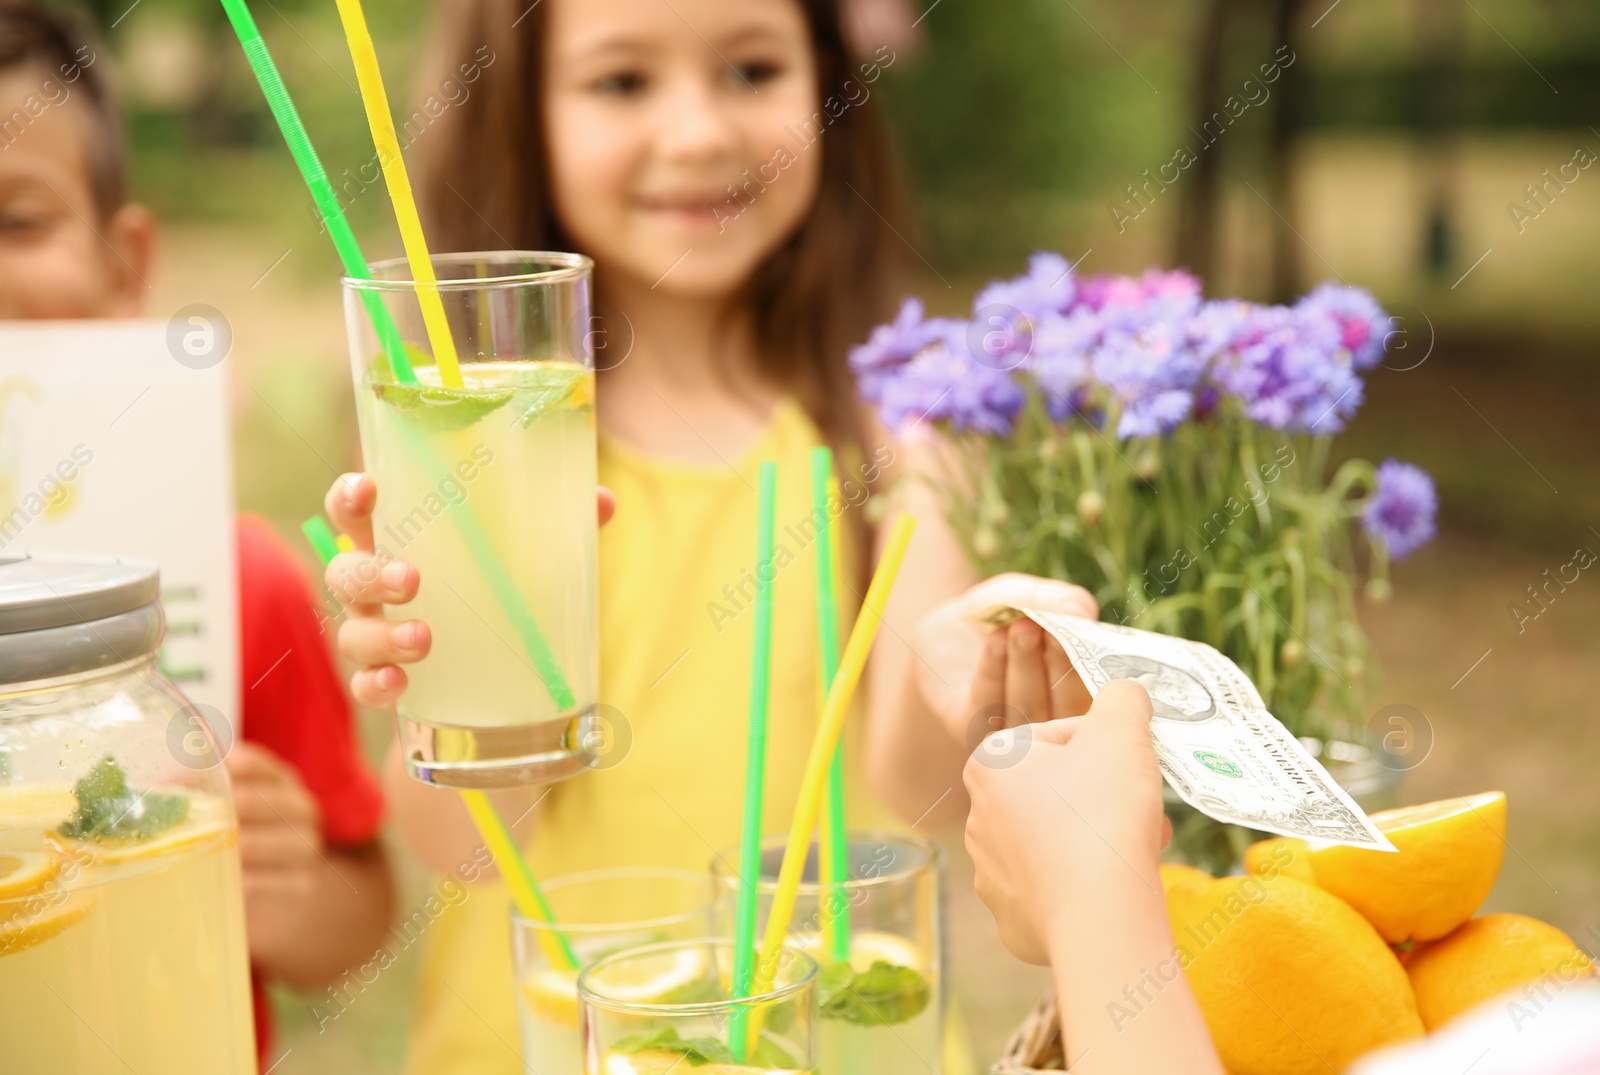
[543,0,822,299]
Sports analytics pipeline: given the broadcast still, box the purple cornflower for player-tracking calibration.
[1027,308,1100,421]
[849,297,951,402]
[1092,319,1204,438]
[1295,283,1389,370]
[875,323,1026,436]
[1363,459,1437,559]
[973,251,1078,325]
[1211,304,1364,432]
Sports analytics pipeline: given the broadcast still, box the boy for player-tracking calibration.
[0,2,394,1067]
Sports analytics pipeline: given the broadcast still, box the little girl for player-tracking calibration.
[324,0,1096,1070]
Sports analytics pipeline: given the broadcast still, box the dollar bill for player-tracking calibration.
[982,606,1396,851]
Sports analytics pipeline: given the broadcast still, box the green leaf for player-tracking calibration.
[370,378,514,433]
[817,960,931,1027]
[611,1026,735,1066]
[611,1025,798,1069]
[57,756,188,842]
[511,364,590,427]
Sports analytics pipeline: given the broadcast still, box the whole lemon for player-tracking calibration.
[1406,913,1596,1030]
[1308,791,1506,944]
[1243,836,1315,884]
[1168,872,1423,1074]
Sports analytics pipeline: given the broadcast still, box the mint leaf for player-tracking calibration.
[512,364,589,427]
[818,960,931,1027]
[57,756,188,842]
[612,1026,735,1066]
[371,379,514,433]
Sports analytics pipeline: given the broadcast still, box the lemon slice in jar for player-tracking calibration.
[0,850,61,900]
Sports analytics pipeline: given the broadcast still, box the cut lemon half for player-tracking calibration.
[0,850,61,901]
[593,945,710,1004]
[0,891,94,958]
[521,965,580,1029]
[1308,790,1507,944]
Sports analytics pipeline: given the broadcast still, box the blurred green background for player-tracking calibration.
[70,0,1600,1066]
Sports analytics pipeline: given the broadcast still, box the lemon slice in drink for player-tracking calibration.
[595,945,710,1004]
[798,929,926,974]
[0,786,75,838]
[522,965,580,1029]
[601,1052,804,1075]
[58,793,233,866]
[0,891,94,958]
[0,850,61,901]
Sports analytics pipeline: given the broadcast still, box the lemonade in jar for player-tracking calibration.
[0,554,255,1072]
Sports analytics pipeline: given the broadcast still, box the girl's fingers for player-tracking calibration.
[962,626,1008,739]
[1044,638,1091,720]
[325,552,418,615]
[1004,619,1052,724]
[338,616,430,668]
[598,486,616,526]
[351,665,408,710]
[325,473,377,552]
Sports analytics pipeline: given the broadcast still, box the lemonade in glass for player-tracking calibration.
[345,252,599,789]
[512,868,714,1074]
[712,832,942,1074]
[579,938,817,1075]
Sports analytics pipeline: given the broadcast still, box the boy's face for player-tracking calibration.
[0,66,153,320]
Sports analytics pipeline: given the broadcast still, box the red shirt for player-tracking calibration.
[234,515,385,1067]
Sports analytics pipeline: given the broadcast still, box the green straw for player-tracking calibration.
[729,461,777,1060]
[221,8,575,712]
[810,446,851,965]
[301,515,578,970]
[217,0,414,384]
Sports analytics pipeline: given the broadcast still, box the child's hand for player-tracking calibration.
[914,573,1098,743]
[225,742,328,959]
[963,680,1169,965]
[321,473,615,710]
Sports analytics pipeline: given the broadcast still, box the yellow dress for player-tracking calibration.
[405,398,903,1073]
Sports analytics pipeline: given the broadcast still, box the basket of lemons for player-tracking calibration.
[993,792,1596,1074]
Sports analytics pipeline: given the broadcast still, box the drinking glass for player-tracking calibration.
[579,938,817,1074]
[711,831,943,1074]
[512,868,714,1075]
[344,251,598,788]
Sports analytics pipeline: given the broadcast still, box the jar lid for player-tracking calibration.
[0,553,164,685]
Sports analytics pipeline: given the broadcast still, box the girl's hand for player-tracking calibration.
[321,474,616,710]
[913,572,1098,744]
[963,680,1169,965]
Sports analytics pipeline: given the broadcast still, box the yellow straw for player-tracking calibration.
[332,0,463,389]
[460,790,578,970]
[750,514,915,1001]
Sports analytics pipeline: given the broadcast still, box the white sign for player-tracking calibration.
[0,321,239,733]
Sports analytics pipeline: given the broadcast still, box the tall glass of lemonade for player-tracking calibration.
[0,554,255,1072]
[712,831,943,1074]
[344,252,598,788]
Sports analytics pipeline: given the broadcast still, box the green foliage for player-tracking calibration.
[937,396,1383,744]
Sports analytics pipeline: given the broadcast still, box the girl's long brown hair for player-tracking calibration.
[413,0,908,528]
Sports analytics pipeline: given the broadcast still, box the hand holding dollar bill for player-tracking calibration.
[979,606,1396,851]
